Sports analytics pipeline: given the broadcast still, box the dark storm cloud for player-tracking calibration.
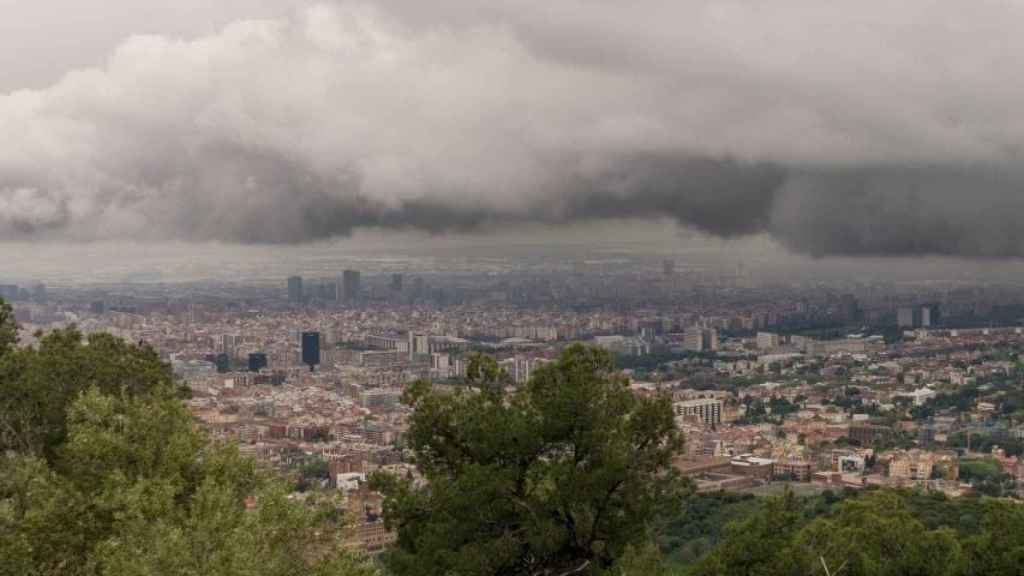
[769,168,1024,258]
[121,145,789,243]
[4,1,1024,257]
[555,157,786,238]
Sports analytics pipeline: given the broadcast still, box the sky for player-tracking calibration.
[3,1,1024,260]
[0,0,309,91]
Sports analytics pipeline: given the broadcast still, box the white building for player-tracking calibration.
[674,398,723,426]
[756,332,780,350]
[683,329,719,352]
[898,387,937,407]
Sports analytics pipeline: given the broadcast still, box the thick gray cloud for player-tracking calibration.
[0,0,309,91]
[3,1,1024,256]
[770,168,1024,258]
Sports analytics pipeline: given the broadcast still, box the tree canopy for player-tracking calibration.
[0,317,374,576]
[0,297,16,357]
[0,325,179,459]
[692,488,1024,576]
[372,345,688,576]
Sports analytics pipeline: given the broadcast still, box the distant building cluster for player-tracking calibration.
[8,258,1024,556]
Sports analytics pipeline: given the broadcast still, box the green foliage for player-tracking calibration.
[961,500,1024,576]
[657,493,762,568]
[947,431,1024,457]
[0,297,15,357]
[959,458,1004,482]
[738,396,800,425]
[1,387,370,576]
[925,385,982,414]
[956,458,1017,496]
[296,455,332,492]
[691,489,1024,576]
[795,492,964,576]
[372,345,688,576]
[658,489,863,571]
[0,327,176,459]
[897,490,986,535]
[611,541,672,576]
[691,488,806,576]
[0,329,373,576]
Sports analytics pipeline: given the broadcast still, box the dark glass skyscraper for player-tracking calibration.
[301,332,321,371]
[342,270,361,303]
[248,352,268,372]
[214,353,231,374]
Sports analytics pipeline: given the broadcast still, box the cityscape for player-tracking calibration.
[6,1,1024,575]
[7,245,1024,564]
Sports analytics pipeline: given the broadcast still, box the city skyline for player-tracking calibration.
[8,3,1024,574]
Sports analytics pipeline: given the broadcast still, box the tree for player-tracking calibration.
[961,500,1024,576]
[0,327,176,459]
[690,488,1024,576]
[0,297,15,357]
[691,487,804,576]
[297,454,332,492]
[611,542,671,576]
[2,387,372,576]
[795,492,964,576]
[694,490,978,576]
[372,345,687,576]
[656,492,761,569]
[0,329,373,576]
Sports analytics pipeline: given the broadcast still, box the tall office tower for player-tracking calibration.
[662,259,675,277]
[214,353,231,374]
[920,304,941,328]
[248,352,268,372]
[408,332,430,359]
[222,334,241,360]
[301,332,321,371]
[683,329,719,352]
[391,273,404,292]
[897,306,921,328]
[638,319,662,340]
[683,330,705,352]
[342,270,361,303]
[705,329,720,352]
[287,276,304,303]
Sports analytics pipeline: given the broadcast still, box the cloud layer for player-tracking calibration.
[4,1,1024,256]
